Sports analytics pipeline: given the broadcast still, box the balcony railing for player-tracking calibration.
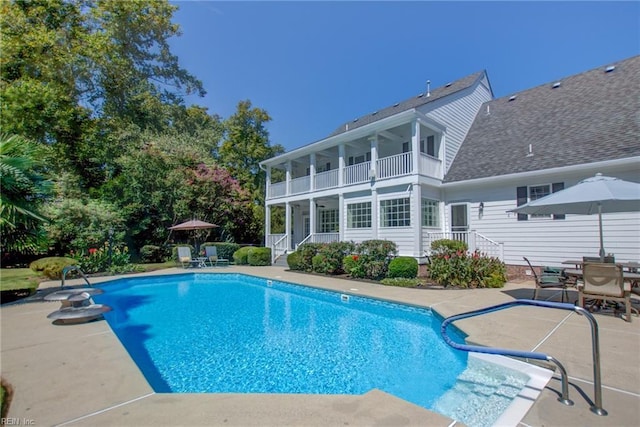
[269,181,286,198]
[315,169,339,190]
[290,175,310,195]
[377,152,412,179]
[344,161,370,185]
[267,152,442,199]
[419,153,443,179]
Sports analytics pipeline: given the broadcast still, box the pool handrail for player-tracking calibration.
[61,265,92,289]
[440,299,607,416]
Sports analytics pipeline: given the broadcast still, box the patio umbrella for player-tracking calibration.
[510,173,640,260]
[169,219,219,253]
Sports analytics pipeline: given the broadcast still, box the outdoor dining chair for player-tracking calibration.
[579,262,636,322]
[523,257,570,302]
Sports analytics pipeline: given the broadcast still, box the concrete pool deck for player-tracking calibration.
[1,266,639,426]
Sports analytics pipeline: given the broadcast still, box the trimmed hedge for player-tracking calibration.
[431,239,468,254]
[287,251,301,270]
[29,257,77,280]
[233,246,253,265]
[139,245,167,263]
[380,277,420,287]
[247,247,271,266]
[387,256,418,278]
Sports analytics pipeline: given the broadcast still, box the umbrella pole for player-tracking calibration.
[598,203,605,261]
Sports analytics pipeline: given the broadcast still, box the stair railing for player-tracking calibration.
[441,299,607,416]
[61,265,92,289]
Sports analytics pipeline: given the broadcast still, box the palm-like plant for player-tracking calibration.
[0,134,52,253]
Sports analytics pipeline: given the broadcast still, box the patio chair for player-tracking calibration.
[205,246,229,267]
[523,257,570,302]
[579,263,636,322]
[177,246,196,268]
[583,255,615,263]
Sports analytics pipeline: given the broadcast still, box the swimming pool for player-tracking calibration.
[93,273,549,427]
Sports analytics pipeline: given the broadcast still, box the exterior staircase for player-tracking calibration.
[273,253,289,268]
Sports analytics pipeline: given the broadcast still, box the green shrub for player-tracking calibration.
[233,246,253,265]
[387,256,418,278]
[431,239,468,255]
[313,241,356,274]
[342,254,358,275]
[428,250,506,288]
[247,247,271,266]
[203,242,240,261]
[296,243,326,271]
[30,257,77,279]
[380,277,420,287]
[139,245,167,263]
[287,251,302,270]
[311,254,326,272]
[352,240,397,280]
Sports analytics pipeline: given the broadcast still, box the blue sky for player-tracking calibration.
[169,1,639,152]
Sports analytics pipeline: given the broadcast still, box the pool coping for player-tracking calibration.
[2,266,639,426]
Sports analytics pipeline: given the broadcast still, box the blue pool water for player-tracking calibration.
[94,273,529,426]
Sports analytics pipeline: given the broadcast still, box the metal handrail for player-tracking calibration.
[441,299,607,416]
[61,265,92,289]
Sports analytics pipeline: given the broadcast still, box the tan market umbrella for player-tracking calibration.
[169,219,219,253]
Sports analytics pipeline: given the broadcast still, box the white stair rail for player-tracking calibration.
[271,234,288,264]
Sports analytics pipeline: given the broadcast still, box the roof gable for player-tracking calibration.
[444,55,640,183]
[327,70,487,138]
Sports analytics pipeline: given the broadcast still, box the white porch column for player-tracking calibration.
[412,120,420,174]
[413,183,423,257]
[285,201,291,251]
[309,153,316,191]
[286,160,292,195]
[369,135,378,178]
[265,205,271,246]
[265,166,271,199]
[338,144,345,187]
[371,189,378,238]
[338,193,344,242]
[309,198,316,238]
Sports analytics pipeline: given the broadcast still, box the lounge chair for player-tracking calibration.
[205,246,229,267]
[177,246,196,268]
[524,257,570,302]
[579,262,636,322]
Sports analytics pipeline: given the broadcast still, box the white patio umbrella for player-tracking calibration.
[510,173,640,260]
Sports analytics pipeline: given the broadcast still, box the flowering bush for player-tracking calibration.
[69,242,135,274]
[428,249,506,288]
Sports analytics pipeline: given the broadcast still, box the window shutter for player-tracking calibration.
[552,182,565,220]
[516,186,528,221]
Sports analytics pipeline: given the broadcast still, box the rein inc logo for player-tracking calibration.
[1,419,35,425]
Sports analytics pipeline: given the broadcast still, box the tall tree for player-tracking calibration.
[0,0,205,189]
[219,100,285,195]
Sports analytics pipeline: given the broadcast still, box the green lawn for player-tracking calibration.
[1,261,178,300]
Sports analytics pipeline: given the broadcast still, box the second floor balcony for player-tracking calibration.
[267,151,443,199]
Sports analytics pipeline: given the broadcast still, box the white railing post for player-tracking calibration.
[412,119,420,175]
[286,160,291,196]
[468,230,477,253]
[310,153,316,192]
[338,144,345,187]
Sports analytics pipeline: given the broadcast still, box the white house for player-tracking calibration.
[260,55,640,270]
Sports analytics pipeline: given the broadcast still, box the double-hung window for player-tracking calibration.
[347,202,371,228]
[380,198,411,227]
[420,135,437,157]
[319,209,339,233]
[421,198,440,227]
[516,182,565,220]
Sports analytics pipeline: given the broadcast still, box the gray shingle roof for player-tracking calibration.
[444,55,640,183]
[327,71,487,138]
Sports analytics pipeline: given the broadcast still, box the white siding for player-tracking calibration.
[444,169,640,267]
[418,82,492,172]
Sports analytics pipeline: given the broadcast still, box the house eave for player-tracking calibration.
[441,156,640,188]
[260,109,421,167]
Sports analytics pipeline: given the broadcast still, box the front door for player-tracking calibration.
[450,204,469,243]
